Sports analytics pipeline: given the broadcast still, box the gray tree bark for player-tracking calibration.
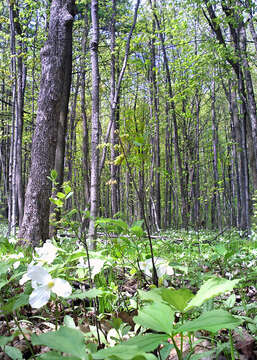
[18,0,76,246]
[88,0,100,248]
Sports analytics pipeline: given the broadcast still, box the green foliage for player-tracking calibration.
[32,327,88,360]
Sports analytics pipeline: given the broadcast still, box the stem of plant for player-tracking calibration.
[171,336,183,360]
[229,330,235,360]
[13,312,36,360]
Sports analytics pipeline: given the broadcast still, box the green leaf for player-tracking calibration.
[137,289,163,303]
[93,344,157,360]
[64,184,72,194]
[190,350,217,360]
[50,169,58,180]
[224,294,236,308]
[0,335,15,347]
[57,192,66,199]
[158,288,194,312]
[122,333,169,352]
[159,343,174,360]
[2,294,29,314]
[3,345,23,360]
[64,315,76,329]
[175,310,242,333]
[133,302,174,334]
[0,263,9,275]
[0,280,8,290]
[31,326,87,360]
[185,277,240,311]
[129,225,144,238]
[37,352,81,360]
[69,289,104,300]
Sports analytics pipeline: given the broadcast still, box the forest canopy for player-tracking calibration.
[0,0,257,241]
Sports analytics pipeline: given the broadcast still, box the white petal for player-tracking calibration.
[29,286,50,308]
[52,278,72,297]
[166,266,174,276]
[78,257,86,268]
[35,240,58,264]
[90,259,105,278]
[27,266,52,285]
[13,261,20,269]
[157,264,167,278]
[19,273,30,285]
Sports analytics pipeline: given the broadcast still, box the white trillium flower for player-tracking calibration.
[78,257,105,279]
[23,265,72,308]
[34,240,58,265]
[139,257,174,279]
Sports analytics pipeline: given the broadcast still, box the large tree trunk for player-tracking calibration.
[18,0,75,246]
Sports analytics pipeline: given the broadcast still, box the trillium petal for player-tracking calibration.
[29,285,50,308]
[35,240,58,265]
[166,265,174,276]
[13,261,20,269]
[90,259,105,278]
[19,273,30,285]
[52,278,72,297]
[27,266,52,285]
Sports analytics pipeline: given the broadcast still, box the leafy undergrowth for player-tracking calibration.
[0,222,257,359]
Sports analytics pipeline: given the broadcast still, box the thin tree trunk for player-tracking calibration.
[211,77,222,230]
[110,0,119,216]
[149,0,188,228]
[99,0,141,175]
[88,0,100,248]
[149,10,161,229]
[81,5,90,208]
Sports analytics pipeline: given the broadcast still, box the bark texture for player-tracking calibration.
[88,0,100,248]
[18,0,75,246]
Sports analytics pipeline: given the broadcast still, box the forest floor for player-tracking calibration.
[0,223,257,359]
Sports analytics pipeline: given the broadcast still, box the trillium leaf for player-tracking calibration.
[0,335,15,347]
[69,288,104,300]
[158,288,194,312]
[93,344,157,360]
[175,309,242,333]
[137,289,163,303]
[3,345,23,360]
[2,293,29,314]
[64,315,76,329]
[121,333,169,352]
[37,351,81,360]
[133,302,174,334]
[185,277,240,311]
[31,326,87,360]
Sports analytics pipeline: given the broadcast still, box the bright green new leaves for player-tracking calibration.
[31,326,88,360]
[133,302,174,334]
[184,277,241,311]
[176,309,242,333]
